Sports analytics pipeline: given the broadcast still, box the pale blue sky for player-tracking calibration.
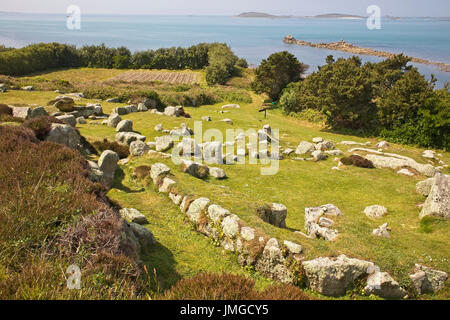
[1,0,449,16]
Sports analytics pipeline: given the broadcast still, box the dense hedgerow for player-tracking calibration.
[161,273,311,300]
[0,42,245,83]
[0,124,145,299]
[93,138,130,159]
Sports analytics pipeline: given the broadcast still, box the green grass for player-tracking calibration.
[2,67,449,299]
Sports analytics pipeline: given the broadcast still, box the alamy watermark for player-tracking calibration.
[367,5,381,30]
[67,5,81,30]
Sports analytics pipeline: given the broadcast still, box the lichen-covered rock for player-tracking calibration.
[203,141,223,164]
[186,197,210,224]
[222,214,240,238]
[155,135,174,152]
[56,114,76,127]
[364,272,406,299]
[30,106,48,118]
[305,204,342,241]
[76,116,86,124]
[295,141,316,155]
[154,123,163,132]
[255,238,293,284]
[137,103,147,112]
[120,208,148,225]
[159,177,176,193]
[208,204,230,224]
[364,205,388,219]
[302,255,374,296]
[128,222,156,249]
[416,178,435,197]
[312,150,327,162]
[169,192,183,205]
[130,140,149,156]
[45,123,80,149]
[240,227,255,241]
[164,105,184,117]
[365,154,436,177]
[116,119,133,132]
[107,113,122,128]
[98,150,119,186]
[283,240,302,254]
[409,264,448,295]
[372,223,391,238]
[150,163,170,184]
[420,173,450,219]
[115,132,146,145]
[209,167,226,179]
[176,137,201,157]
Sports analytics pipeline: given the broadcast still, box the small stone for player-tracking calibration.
[372,223,391,238]
[283,240,302,254]
[120,208,148,225]
[364,205,388,218]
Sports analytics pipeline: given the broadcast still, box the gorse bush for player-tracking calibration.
[161,273,311,300]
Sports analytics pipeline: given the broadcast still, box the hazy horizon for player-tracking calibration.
[1,0,449,17]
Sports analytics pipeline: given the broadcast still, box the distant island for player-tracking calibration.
[235,12,364,19]
[283,35,450,72]
[235,12,293,18]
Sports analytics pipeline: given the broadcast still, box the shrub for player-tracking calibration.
[22,116,53,140]
[252,51,307,100]
[0,104,12,115]
[0,124,144,299]
[205,44,239,85]
[341,155,374,168]
[93,139,130,159]
[161,273,311,300]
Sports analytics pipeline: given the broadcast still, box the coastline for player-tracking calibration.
[283,35,450,73]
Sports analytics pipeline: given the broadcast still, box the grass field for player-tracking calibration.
[1,68,448,299]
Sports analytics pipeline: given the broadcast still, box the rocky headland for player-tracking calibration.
[283,35,450,72]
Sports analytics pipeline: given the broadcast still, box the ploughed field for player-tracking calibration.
[1,68,449,299]
[111,70,199,84]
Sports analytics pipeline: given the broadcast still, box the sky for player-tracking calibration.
[1,0,450,17]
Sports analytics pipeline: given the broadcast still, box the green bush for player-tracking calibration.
[252,51,307,100]
[205,44,239,85]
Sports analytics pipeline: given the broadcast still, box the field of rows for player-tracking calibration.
[111,70,198,84]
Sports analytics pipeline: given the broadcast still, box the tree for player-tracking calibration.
[377,68,434,128]
[205,43,239,85]
[251,51,307,100]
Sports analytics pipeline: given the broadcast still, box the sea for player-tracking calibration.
[1,12,449,87]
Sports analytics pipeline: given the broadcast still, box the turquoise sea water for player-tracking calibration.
[1,13,449,86]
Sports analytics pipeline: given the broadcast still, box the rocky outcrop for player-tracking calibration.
[120,208,148,225]
[409,264,448,295]
[302,254,373,296]
[372,223,391,238]
[255,238,294,284]
[116,119,133,132]
[56,115,76,127]
[180,160,209,179]
[116,132,146,146]
[305,204,342,241]
[130,140,149,156]
[30,106,48,118]
[98,150,119,187]
[364,154,436,177]
[209,167,226,179]
[155,135,174,152]
[150,163,171,184]
[364,271,407,299]
[419,173,450,219]
[107,113,122,128]
[416,178,435,197]
[12,106,31,119]
[295,141,315,155]
[45,123,80,149]
[364,205,387,218]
